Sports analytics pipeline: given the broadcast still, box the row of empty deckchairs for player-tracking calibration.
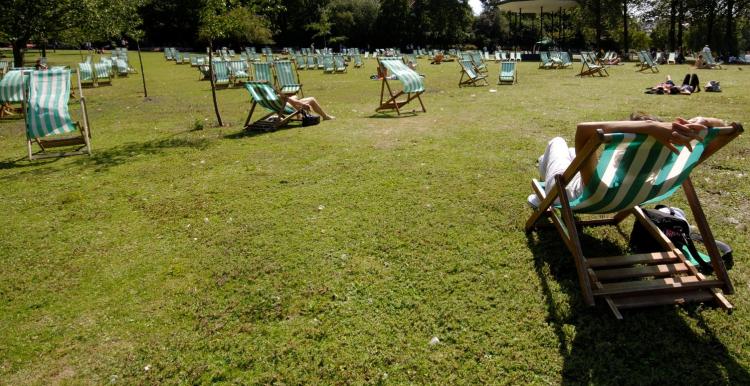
[78,56,132,87]
[539,51,573,69]
[458,60,518,86]
[206,60,303,96]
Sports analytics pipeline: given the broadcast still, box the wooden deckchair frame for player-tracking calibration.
[458,60,488,87]
[638,51,660,73]
[26,69,92,160]
[525,126,742,319]
[375,59,426,116]
[577,52,608,77]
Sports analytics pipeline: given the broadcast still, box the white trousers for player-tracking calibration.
[538,137,583,202]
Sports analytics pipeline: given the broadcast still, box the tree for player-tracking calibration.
[199,0,273,127]
[0,0,81,67]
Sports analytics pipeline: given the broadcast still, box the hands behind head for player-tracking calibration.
[655,117,708,154]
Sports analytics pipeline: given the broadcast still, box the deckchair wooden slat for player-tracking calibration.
[594,263,690,281]
[587,252,680,268]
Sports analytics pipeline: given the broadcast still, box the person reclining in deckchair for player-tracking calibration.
[528,114,733,209]
[526,113,742,318]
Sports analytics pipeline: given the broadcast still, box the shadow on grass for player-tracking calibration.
[526,226,750,385]
[368,112,421,119]
[76,136,211,171]
[223,123,305,139]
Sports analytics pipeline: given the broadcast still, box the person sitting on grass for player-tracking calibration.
[694,54,711,69]
[646,74,700,95]
[281,94,335,120]
[528,114,734,208]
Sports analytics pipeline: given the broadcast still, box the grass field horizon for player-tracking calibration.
[1,50,749,384]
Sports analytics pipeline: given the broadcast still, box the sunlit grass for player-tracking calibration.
[1,50,749,383]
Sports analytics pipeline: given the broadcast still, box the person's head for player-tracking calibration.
[630,112,663,122]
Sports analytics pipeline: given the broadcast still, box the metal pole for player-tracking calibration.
[136,40,148,99]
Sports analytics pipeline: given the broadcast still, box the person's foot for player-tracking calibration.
[527,194,541,209]
[323,115,335,120]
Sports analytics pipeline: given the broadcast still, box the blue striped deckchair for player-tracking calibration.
[321,55,334,73]
[228,60,249,84]
[190,54,199,67]
[78,63,95,86]
[211,61,231,87]
[25,69,92,160]
[333,55,347,73]
[526,125,743,319]
[539,51,556,69]
[175,52,184,64]
[0,69,29,118]
[164,47,174,60]
[497,61,517,85]
[458,59,488,87]
[549,51,564,67]
[376,57,425,115]
[94,63,112,85]
[243,81,303,131]
[252,62,274,83]
[306,55,316,70]
[559,52,573,68]
[273,60,302,96]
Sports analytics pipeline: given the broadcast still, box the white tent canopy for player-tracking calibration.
[497,0,578,13]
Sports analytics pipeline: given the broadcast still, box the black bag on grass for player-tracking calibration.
[629,205,733,273]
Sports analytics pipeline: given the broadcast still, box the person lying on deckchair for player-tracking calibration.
[281,94,335,120]
[528,114,736,208]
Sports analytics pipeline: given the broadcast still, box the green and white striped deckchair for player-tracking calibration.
[294,54,307,70]
[0,69,29,118]
[526,125,744,319]
[539,51,556,69]
[497,61,517,85]
[333,55,347,73]
[469,51,487,74]
[94,63,112,85]
[228,60,250,84]
[100,57,115,76]
[0,60,9,78]
[578,51,608,77]
[273,60,302,96]
[704,51,723,69]
[115,58,130,76]
[559,52,573,68]
[189,54,199,67]
[352,54,363,68]
[638,51,659,73]
[243,81,303,131]
[229,49,236,57]
[175,52,184,64]
[78,62,95,86]
[306,55,316,70]
[458,59,488,87]
[25,68,92,160]
[211,61,231,87]
[321,55,334,73]
[252,62,274,83]
[376,57,426,115]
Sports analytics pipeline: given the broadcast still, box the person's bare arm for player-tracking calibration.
[574,120,706,184]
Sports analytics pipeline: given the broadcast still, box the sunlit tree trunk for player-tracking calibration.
[208,40,223,127]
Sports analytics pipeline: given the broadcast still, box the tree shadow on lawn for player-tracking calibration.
[1,135,211,180]
[223,122,305,139]
[526,227,750,385]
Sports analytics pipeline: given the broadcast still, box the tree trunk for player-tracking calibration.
[677,0,685,50]
[669,0,676,51]
[208,41,223,127]
[136,40,148,99]
[725,0,736,54]
[707,0,716,48]
[12,38,26,68]
[594,0,602,48]
[622,0,629,54]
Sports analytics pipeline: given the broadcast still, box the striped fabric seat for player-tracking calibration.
[352,54,363,68]
[498,61,517,84]
[115,59,129,76]
[0,70,29,103]
[274,60,302,95]
[212,61,231,86]
[565,129,716,214]
[228,60,249,83]
[306,56,316,69]
[458,59,487,87]
[294,55,306,70]
[94,63,112,84]
[78,62,95,85]
[379,58,424,93]
[25,69,77,139]
[252,62,273,83]
[469,52,487,73]
[321,55,334,73]
[333,55,346,72]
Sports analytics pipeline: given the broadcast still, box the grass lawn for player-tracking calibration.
[1,50,749,384]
